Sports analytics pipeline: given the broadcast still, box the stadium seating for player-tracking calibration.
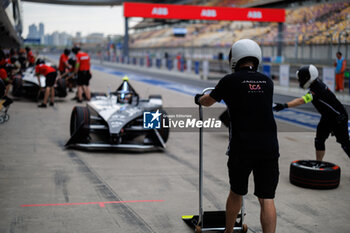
[129,2,350,48]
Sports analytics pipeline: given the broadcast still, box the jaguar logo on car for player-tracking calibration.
[151,7,168,16]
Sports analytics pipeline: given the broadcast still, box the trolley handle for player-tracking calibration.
[199,87,215,121]
[201,87,214,95]
[198,87,215,229]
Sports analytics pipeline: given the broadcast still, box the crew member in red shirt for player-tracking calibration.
[72,46,91,102]
[25,47,35,67]
[0,50,13,107]
[35,59,57,108]
[58,49,71,75]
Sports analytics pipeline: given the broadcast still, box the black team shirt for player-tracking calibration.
[210,67,279,158]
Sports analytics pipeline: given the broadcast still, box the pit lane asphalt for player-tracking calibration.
[0,67,349,233]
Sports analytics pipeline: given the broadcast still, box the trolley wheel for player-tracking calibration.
[4,114,9,121]
[194,225,202,233]
[242,224,248,233]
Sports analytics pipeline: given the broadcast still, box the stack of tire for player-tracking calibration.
[290,160,341,189]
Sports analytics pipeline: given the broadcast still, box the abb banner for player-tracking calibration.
[124,2,285,22]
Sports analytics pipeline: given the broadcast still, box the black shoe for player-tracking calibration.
[49,102,54,106]
[77,99,83,103]
[38,103,47,108]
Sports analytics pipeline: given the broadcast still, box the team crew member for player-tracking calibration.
[64,58,76,92]
[334,51,346,92]
[274,64,350,161]
[72,46,91,102]
[25,47,35,67]
[0,65,11,97]
[195,39,279,233]
[35,59,57,108]
[0,51,13,108]
[58,49,71,75]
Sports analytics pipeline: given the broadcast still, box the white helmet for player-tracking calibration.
[296,64,318,89]
[229,39,262,72]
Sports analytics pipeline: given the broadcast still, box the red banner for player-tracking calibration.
[124,2,285,22]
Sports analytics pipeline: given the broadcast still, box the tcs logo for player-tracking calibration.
[249,84,261,90]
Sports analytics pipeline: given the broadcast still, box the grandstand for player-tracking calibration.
[125,0,349,66]
[130,1,350,48]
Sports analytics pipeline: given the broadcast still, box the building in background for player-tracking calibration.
[26,22,45,44]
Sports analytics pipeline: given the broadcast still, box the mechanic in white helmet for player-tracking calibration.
[195,39,279,233]
[274,65,350,161]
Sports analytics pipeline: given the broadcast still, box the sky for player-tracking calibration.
[22,2,141,37]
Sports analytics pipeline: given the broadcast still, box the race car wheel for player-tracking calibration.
[91,92,107,98]
[70,106,90,137]
[56,78,67,97]
[290,160,340,189]
[12,77,23,97]
[159,109,169,143]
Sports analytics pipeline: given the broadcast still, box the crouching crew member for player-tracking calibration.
[274,64,350,161]
[35,59,57,108]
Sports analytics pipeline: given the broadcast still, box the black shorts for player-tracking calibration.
[227,155,279,199]
[316,116,349,145]
[45,72,57,87]
[77,70,91,86]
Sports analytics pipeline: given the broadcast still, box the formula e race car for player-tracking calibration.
[65,77,169,150]
[12,66,66,100]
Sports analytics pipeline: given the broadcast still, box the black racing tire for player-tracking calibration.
[290,160,341,189]
[91,92,107,98]
[55,78,67,97]
[70,106,90,137]
[149,95,162,99]
[12,77,23,97]
[159,109,169,143]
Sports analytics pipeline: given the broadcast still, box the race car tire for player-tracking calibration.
[149,95,162,99]
[290,160,340,189]
[91,92,107,98]
[159,109,169,143]
[70,106,90,138]
[56,78,67,97]
[12,77,23,97]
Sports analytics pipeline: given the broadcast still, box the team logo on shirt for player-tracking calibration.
[243,80,265,93]
[249,84,261,90]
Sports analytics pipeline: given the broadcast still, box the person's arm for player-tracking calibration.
[274,93,311,111]
[341,59,346,73]
[64,60,71,69]
[199,94,216,107]
[195,77,226,107]
[36,73,41,87]
[74,62,79,74]
[286,97,306,108]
